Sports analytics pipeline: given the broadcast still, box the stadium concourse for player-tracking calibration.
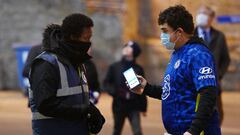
[0,91,239,135]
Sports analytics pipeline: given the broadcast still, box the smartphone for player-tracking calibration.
[123,67,141,90]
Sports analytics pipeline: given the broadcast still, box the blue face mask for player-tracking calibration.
[160,30,180,50]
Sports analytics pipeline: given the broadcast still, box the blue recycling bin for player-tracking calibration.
[13,44,32,90]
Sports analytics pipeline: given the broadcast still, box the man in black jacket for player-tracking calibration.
[29,13,105,135]
[23,45,101,105]
[194,5,231,125]
[104,41,147,135]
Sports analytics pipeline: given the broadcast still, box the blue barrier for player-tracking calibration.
[217,15,240,24]
[13,45,32,89]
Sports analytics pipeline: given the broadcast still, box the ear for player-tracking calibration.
[178,28,184,33]
[177,28,184,36]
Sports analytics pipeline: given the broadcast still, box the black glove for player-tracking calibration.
[87,103,105,134]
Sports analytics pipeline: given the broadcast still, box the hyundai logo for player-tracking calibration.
[199,67,212,74]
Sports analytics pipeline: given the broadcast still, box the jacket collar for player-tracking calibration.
[194,26,218,46]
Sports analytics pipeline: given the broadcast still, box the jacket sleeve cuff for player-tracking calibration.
[143,83,151,95]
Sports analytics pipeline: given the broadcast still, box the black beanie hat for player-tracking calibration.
[124,41,142,58]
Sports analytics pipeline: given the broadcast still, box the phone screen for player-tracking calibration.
[123,68,141,89]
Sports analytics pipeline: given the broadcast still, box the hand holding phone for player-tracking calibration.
[123,68,147,94]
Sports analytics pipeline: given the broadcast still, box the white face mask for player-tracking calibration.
[160,33,175,50]
[160,30,180,50]
[196,13,209,27]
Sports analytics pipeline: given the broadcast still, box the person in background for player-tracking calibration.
[22,45,42,79]
[130,5,221,135]
[22,44,42,97]
[104,41,147,135]
[194,5,231,125]
[29,13,105,135]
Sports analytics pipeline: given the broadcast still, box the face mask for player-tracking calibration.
[59,40,92,64]
[196,13,209,27]
[78,41,92,53]
[160,30,179,50]
[68,41,92,53]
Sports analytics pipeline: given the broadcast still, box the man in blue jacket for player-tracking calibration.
[131,5,221,135]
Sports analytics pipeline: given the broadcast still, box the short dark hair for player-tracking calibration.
[158,5,194,34]
[61,13,94,40]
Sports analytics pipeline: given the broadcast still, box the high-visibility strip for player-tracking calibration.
[56,85,89,97]
[32,112,52,120]
[54,56,89,97]
[56,59,69,88]
[195,94,204,135]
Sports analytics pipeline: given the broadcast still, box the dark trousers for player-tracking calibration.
[112,109,142,135]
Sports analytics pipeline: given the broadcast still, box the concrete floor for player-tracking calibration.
[0,91,239,135]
